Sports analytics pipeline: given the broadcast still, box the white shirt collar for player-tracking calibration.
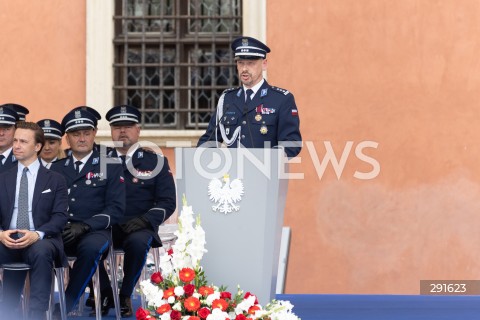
[72,151,93,165]
[243,78,265,98]
[18,158,41,176]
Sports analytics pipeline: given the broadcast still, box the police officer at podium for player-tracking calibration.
[197,36,302,158]
[50,108,125,314]
[90,105,176,317]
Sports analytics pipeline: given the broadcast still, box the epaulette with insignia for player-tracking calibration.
[271,86,290,96]
[222,87,240,94]
[141,147,164,156]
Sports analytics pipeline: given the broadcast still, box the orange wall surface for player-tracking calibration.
[268,0,480,294]
[0,0,86,121]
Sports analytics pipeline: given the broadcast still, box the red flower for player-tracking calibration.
[244,292,258,304]
[170,310,182,320]
[220,291,232,299]
[235,315,247,320]
[188,317,201,320]
[136,307,150,320]
[184,283,195,296]
[150,272,163,284]
[167,248,174,255]
[212,298,228,311]
[197,307,211,319]
[184,296,201,312]
[248,305,260,315]
[163,287,175,299]
[179,267,196,282]
[199,286,214,296]
[156,303,171,314]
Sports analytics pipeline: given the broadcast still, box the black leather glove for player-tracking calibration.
[62,222,91,246]
[120,216,150,234]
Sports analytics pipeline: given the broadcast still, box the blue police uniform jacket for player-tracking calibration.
[108,147,176,247]
[0,150,17,174]
[197,81,302,158]
[50,150,125,230]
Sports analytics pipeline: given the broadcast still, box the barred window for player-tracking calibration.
[113,0,242,130]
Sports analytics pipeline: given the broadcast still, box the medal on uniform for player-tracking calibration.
[255,105,263,121]
[255,114,262,121]
[260,125,268,135]
[85,180,91,185]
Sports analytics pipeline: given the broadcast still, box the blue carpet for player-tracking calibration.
[69,294,480,319]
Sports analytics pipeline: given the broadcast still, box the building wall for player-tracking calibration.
[0,0,86,122]
[268,0,480,293]
[1,0,480,295]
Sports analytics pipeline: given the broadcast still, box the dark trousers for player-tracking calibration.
[98,226,152,297]
[0,240,57,314]
[63,229,110,312]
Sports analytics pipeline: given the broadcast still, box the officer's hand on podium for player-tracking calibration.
[120,216,150,234]
[62,222,91,246]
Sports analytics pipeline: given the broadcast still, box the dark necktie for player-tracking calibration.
[75,160,82,175]
[17,167,30,230]
[120,155,127,169]
[246,89,254,103]
[0,155,4,167]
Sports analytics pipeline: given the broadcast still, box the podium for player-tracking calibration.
[175,147,289,304]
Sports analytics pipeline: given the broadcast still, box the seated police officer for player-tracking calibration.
[0,105,22,173]
[37,119,65,168]
[197,36,302,158]
[63,106,102,158]
[2,103,29,122]
[50,108,125,314]
[88,105,176,317]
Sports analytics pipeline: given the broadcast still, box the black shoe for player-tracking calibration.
[120,295,133,317]
[90,287,115,316]
[85,293,95,308]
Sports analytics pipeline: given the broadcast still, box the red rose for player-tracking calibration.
[188,317,201,320]
[198,307,211,319]
[150,271,163,284]
[220,291,232,299]
[184,283,195,296]
[170,310,182,320]
[235,315,247,320]
[136,307,150,320]
[167,248,174,255]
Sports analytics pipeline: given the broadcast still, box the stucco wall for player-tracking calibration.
[268,0,480,293]
[0,0,86,121]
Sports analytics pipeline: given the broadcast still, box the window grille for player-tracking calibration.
[113,0,242,129]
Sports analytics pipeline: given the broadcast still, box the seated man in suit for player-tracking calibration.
[0,121,68,320]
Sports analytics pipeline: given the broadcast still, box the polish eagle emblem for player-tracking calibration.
[208,174,244,214]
